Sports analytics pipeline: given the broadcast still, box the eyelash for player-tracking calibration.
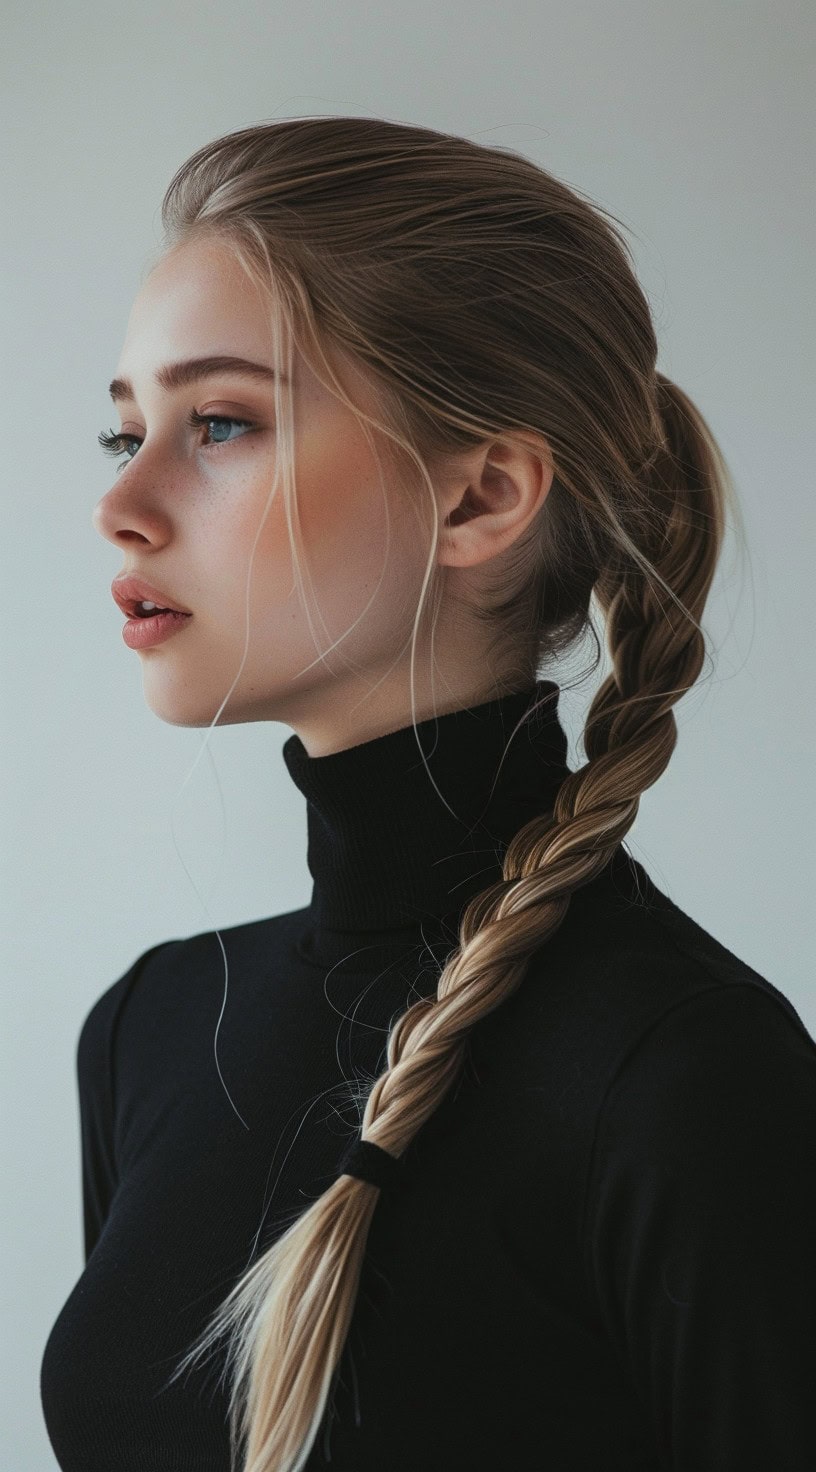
[97,411,255,472]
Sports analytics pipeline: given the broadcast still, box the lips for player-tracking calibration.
[111,575,192,618]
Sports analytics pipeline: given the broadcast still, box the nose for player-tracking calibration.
[91,486,159,551]
[91,492,123,545]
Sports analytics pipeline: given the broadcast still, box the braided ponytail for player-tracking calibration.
[154,118,740,1471]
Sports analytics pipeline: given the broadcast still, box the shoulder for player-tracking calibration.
[522,842,812,1076]
[481,844,814,1181]
[77,939,180,1059]
[77,906,310,1081]
[76,938,183,1086]
[592,976,816,1164]
[569,847,816,1227]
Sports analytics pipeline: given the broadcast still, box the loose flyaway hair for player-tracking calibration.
[139,115,744,1472]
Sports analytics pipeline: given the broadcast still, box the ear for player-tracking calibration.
[436,433,554,569]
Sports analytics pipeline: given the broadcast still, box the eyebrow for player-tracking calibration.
[108,355,280,404]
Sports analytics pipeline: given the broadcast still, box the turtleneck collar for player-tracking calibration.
[281,678,572,949]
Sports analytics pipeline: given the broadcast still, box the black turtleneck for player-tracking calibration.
[41,679,816,1471]
[284,677,571,948]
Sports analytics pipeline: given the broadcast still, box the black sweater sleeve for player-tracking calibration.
[76,995,117,1263]
[583,979,816,1471]
[76,941,177,1262]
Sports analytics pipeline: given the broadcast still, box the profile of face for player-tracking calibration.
[93,237,552,755]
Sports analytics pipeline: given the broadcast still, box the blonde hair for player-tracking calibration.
[155,116,742,1471]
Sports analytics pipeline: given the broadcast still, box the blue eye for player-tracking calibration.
[97,412,255,473]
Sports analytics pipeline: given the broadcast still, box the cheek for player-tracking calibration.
[296,436,394,574]
[240,429,428,636]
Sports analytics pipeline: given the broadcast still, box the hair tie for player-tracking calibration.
[338,1136,404,1191]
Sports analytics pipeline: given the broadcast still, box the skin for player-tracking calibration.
[92,236,554,757]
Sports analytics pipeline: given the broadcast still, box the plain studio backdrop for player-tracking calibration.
[2,1,813,1465]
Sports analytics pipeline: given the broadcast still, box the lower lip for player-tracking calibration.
[121,610,193,649]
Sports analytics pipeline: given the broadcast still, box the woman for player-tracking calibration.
[40,116,816,1472]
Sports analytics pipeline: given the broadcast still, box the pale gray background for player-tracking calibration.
[2,0,813,1465]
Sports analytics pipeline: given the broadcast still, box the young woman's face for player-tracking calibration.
[92,236,434,753]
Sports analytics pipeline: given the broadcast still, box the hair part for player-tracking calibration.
[152,115,744,1472]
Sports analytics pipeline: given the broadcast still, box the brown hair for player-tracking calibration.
[155,115,742,1472]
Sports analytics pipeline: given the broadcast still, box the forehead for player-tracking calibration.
[115,237,384,422]
[122,239,272,360]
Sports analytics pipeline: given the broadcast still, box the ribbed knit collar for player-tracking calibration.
[281,678,572,944]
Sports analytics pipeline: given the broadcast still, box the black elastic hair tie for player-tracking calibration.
[338,1136,404,1191]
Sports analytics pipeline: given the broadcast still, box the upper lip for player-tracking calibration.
[111,575,192,617]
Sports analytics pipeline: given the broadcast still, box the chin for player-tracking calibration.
[139,681,233,730]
